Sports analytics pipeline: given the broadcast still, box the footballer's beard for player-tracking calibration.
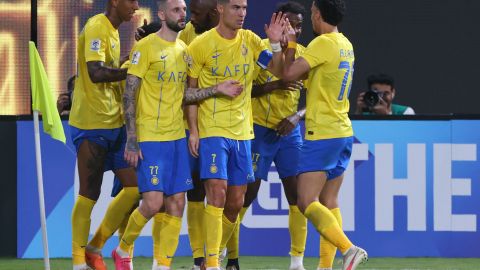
[166,18,185,33]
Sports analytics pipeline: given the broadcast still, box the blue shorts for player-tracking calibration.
[251,124,302,181]
[297,137,353,180]
[199,137,255,186]
[185,130,200,173]
[137,139,193,195]
[70,125,130,172]
[111,177,123,197]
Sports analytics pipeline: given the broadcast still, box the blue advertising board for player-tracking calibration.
[17,120,480,258]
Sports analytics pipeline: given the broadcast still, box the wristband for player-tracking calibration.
[287,41,297,49]
[270,42,282,53]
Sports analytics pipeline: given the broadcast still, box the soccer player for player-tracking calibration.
[282,0,368,270]
[225,2,308,269]
[68,1,140,270]
[178,1,220,269]
[186,0,287,269]
[111,1,243,270]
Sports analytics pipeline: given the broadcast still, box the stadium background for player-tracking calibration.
[0,0,479,262]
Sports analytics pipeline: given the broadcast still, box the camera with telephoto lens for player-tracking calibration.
[363,89,380,107]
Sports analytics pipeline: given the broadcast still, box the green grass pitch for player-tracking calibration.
[1,257,479,270]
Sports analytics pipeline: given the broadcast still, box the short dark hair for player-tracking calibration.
[367,73,395,90]
[276,1,305,16]
[67,75,76,93]
[314,0,346,26]
[217,0,229,4]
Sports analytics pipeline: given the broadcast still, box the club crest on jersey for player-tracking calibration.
[90,39,101,51]
[252,163,258,172]
[241,43,248,57]
[151,176,159,185]
[210,164,218,174]
[184,52,193,68]
[131,51,141,65]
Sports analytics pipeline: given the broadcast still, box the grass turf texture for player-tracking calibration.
[1,257,479,270]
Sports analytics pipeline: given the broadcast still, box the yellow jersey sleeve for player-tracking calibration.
[301,36,335,69]
[178,22,198,46]
[84,23,109,63]
[127,40,150,79]
[186,38,205,79]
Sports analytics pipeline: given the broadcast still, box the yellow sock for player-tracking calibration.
[118,214,135,258]
[119,208,149,253]
[226,207,247,259]
[187,201,205,259]
[319,208,342,269]
[72,196,96,265]
[88,187,139,249]
[204,204,224,267]
[289,205,308,257]
[157,214,182,267]
[304,202,352,254]
[152,213,166,264]
[219,214,238,255]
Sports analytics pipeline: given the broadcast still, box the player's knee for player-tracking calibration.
[297,198,312,213]
[205,182,227,207]
[166,195,186,217]
[140,199,163,218]
[319,196,338,209]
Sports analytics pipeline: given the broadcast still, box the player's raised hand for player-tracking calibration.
[124,136,143,168]
[135,19,148,41]
[284,18,297,43]
[216,80,244,98]
[265,12,287,43]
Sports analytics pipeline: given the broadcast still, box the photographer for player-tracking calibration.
[355,73,415,115]
[57,75,76,115]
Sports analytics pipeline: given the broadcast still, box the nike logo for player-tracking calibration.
[208,253,217,257]
[212,53,221,59]
[346,250,358,270]
[166,255,173,259]
[161,55,168,60]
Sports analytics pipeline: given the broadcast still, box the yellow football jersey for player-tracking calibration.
[252,40,306,129]
[301,32,355,140]
[128,34,187,142]
[69,14,123,130]
[187,29,268,140]
[178,22,198,130]
[178,22,198,46]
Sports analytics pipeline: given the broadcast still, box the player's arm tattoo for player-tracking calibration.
[87,61,128,83]
[183,82,218,105]
[123,75,142,152]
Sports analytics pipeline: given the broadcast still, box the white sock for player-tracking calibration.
[116,246,130,258]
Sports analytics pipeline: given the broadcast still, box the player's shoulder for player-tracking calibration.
[187,28,213,48]
[134,33,155,49]
[176,38,187,50]
[240,29,261,41]
[85,14,110,31]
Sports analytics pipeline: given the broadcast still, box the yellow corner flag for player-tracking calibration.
[29,41,66,143]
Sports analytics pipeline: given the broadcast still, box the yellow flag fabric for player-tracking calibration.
[29,41,66,143]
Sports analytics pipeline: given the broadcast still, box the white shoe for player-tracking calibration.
[226,266,238,270]
[152,259,158,270]
[342,246,368,270]
[289,255,305,270]
[73,264,92,270]
[191,266,201,270]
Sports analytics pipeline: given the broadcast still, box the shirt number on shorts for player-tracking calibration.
[149,165,159,175]
[337,61,354,101]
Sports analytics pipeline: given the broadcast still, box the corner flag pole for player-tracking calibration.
[33,110,51,270]
[29,40,66,270]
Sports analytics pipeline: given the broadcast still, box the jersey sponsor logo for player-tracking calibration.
[157,71,187,83]
[241,43,248,57]
[211,64,250,78]
[131,51,141,65]
[90,39,101,51]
